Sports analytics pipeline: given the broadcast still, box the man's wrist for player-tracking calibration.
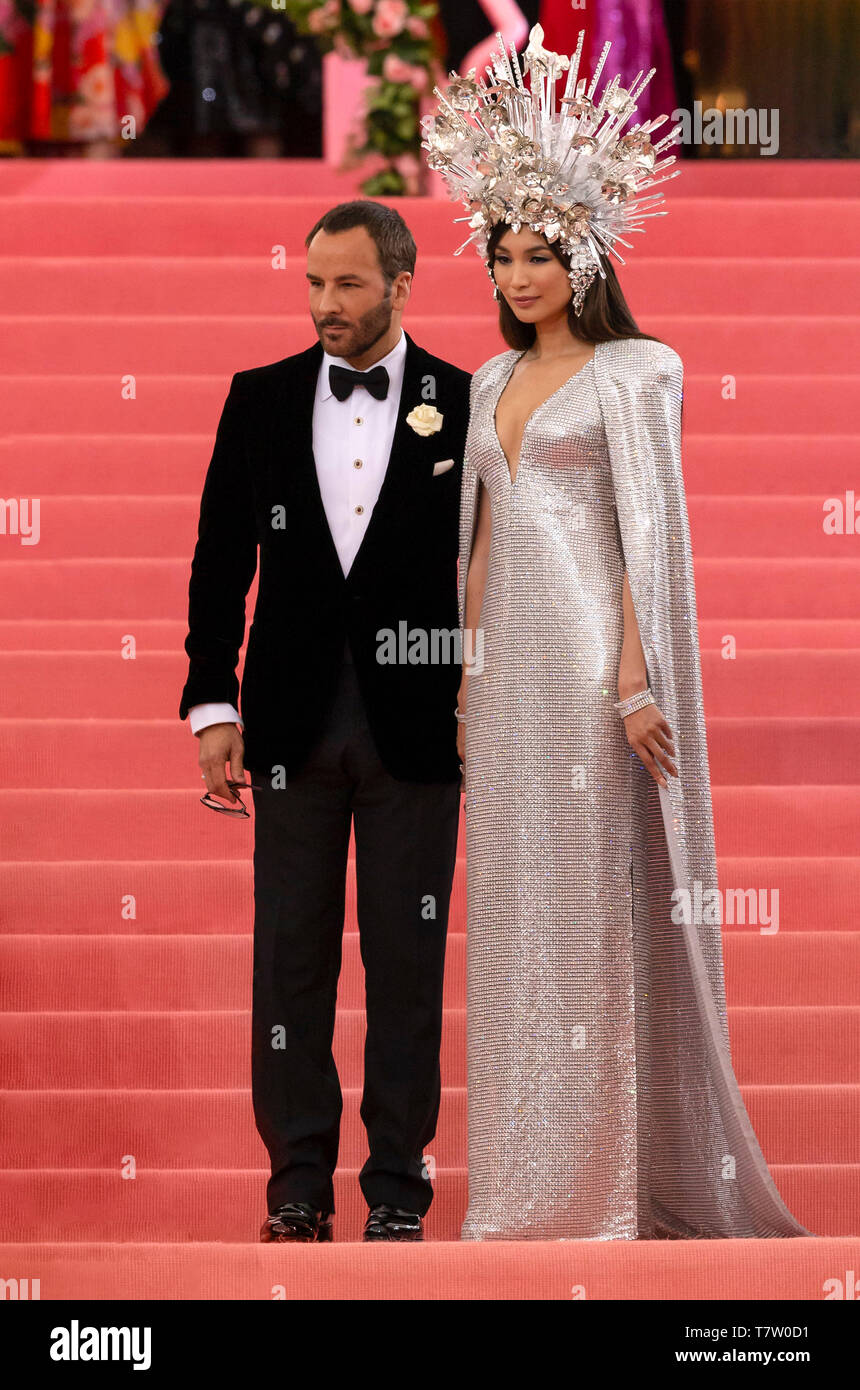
[188,702,243,736]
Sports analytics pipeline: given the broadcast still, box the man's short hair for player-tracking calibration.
[305,201,417,288]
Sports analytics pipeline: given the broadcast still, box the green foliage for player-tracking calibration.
[243,0,439,194]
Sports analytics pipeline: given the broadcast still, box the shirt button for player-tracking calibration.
[353,459,363,469]
[354,417,363,425]
[355,504,364,515]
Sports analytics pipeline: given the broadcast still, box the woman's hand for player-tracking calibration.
[456,682,467,785]
[623,703,678,789]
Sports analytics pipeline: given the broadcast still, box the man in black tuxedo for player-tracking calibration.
[180,201,471,1242]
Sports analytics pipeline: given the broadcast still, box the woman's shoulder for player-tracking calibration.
[472,348,519,383]
[596,337,682,381]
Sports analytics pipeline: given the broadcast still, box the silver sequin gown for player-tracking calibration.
[457,337,811,1242]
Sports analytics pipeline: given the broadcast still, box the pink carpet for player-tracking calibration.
[1,159,858,1298]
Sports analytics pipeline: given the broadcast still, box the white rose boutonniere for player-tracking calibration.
[406,403,444,437]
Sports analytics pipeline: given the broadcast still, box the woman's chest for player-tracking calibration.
[494,364,589,464]
[479,370,610,495]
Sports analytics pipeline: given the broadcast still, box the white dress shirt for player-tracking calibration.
[188,330,407,735]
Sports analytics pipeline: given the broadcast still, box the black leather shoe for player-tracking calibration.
[363,1204,423,1242]
[260,1202,333,1243]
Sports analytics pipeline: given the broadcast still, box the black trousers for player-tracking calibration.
[250,647,460,1216]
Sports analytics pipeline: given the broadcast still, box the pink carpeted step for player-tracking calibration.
[7,716,860,787]
[0,786,856,862]
[3,1084,854,1169]
[0,373,857,434]
[1,1006,856,1087]
[5,314,857,376]
[0,1165,855,1241]
[3,650,860,719]
[4,497,202,559]
[701,718,860,784]
[687,497,860,557]
[3,557,860,621]
[0,787,857,861]
[0,158,368,199]
[699,652,860,715]
[711,787,860,857]
[0,619,188,650]
[1,1236,856,1301]
[2,256,858,318]
[689,562,860,620]
[697,620,860,650]
[2,857,854,935]
[0,156,848,198]
[2,197,858,258]
[1,617,859,653]
[3,434,855,496]
[7,494,858,559]
[1,933,855,1011]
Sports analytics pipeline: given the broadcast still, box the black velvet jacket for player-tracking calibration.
[179,330,472,782]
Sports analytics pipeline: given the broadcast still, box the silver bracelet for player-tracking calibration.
[455,707,467,723]
[614,687,655,718]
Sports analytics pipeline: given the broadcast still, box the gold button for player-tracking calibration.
[354,416,363,425]
[355,504,364,515]
[353,459,363,468]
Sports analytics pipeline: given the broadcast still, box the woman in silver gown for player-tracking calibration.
[456,222,811,1242]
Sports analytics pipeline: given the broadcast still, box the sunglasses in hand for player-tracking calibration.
[200,778,263,819]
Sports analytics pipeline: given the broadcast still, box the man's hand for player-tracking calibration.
[198,722,245,803]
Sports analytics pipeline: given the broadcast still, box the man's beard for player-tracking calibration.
[315,295,393,358]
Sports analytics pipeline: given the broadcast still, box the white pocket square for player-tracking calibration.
[433,458,455,476]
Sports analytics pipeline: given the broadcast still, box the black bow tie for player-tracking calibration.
[329,362,390,402]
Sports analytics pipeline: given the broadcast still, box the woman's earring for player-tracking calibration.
[492,285,500,301]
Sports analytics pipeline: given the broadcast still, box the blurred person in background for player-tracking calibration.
[0,0,169,155]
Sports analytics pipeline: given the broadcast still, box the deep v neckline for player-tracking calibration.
[492,345,598,487]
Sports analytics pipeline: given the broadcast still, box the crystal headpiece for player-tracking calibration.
[421,24,684,315]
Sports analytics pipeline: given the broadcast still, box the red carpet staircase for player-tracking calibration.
[0,159,859,1299]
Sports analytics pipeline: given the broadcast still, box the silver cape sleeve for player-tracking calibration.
[596,338,811,1236]
[595,337,724,995]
